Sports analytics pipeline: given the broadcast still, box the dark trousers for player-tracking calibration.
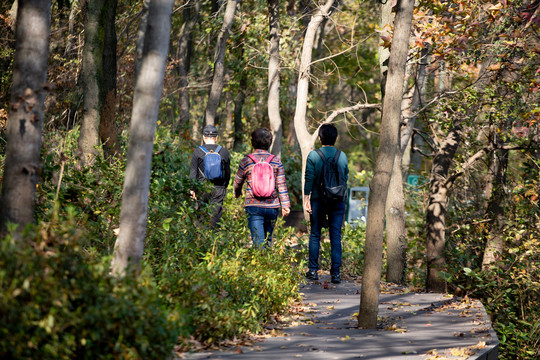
[200,186,227,229]
[308,198,346,274]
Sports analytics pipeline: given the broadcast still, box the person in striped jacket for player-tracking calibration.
[233,128,291,247]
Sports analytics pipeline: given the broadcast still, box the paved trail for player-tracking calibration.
[178,275,498,360]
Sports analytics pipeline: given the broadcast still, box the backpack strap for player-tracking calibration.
[201,145,222,154]
[315,148,340,162]
[315,148,325,161]
[265,154,275,163]
[332,149,341,162]
[247,153,274,163]
[247,154,258,163]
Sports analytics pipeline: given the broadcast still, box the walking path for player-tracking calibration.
[178,274,498,360]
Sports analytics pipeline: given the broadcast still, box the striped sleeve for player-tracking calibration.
[233,156,249,197]
[274,158,290,209]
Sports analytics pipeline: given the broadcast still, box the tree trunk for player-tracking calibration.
[293,0,340,217]
[358,0,414,329]
[0,0,51,232]
[286,81,298,147]
[378,0,394,98]
[78,0,104,164]
[224,92,234,148]
[204,0,240,126]
[177,0,201,136]
[268,0,283,157]
[425,125,462,292]
[135,0,150,80]
[8,0,18,30]
[400,47,429,178]
[78,0,119,163]
[385,144,406,284]
[482,149,509,269]
[65,0,78,57]
[233,71,246,151]
[99,0,120,158]
[385,47,429,284]
[111,0,174,277]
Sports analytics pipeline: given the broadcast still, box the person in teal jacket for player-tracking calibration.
[304,124,349,284]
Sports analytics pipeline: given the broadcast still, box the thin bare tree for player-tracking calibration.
[294,0,380,219]
[204,0,241,126]
[111,0,175,276]
[268,0,283,157]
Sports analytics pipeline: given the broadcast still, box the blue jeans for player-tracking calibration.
[245,206,279,247]
[308,198,346,274]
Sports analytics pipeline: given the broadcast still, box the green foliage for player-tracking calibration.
[37,127,125,255]
[341,223,366,277]
[445,173,540,359]
[280,144,303,209]
[8,124,303,355]
[460,236,540,360]
[140,129,302,344]
[0,215,180,360]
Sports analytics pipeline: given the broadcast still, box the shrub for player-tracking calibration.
[0,216,180,360]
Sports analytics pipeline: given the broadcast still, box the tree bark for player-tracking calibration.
[135,0,150,80]
[385,47,429,284]
[385,143,406,284]
[358,0,415,329]
[224,92,234,147]
[99,0,120,158]
[78,0,104,164]
[0,0,51,232]
[8,0,18,30]
[294,0,340,217]
[482,149,509,269]
[204,0,240,126]
[378,0,394,98]
[233,70,246,151]
[177,0,201,136]
[111,0,174,277]
[425,125,462,292]
[268,0,283,157]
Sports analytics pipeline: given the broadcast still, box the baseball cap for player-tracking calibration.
[202,125,218,137]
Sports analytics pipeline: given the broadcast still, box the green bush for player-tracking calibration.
[5,125,307,354]
[144,194,301,345]
[0,217,180,360]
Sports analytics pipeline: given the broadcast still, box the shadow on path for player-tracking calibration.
[177,275,498,360]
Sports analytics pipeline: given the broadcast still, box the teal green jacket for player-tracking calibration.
[304,146,349,199]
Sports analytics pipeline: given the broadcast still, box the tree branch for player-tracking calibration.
[323,102,381,124]
[446,144,495,187]
[412,146,435,157]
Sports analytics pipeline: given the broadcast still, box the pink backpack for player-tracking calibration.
[247,154,276,198]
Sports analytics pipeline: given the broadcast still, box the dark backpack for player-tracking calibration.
[200,145,223,181]
[315,148,347,203]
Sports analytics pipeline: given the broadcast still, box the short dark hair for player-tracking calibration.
[319,124,338,145]
[251,128,273,150]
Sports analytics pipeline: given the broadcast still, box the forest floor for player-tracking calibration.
[176,273,498,360]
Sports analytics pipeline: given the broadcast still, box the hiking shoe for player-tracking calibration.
[331,273,341,284]
[305,270,319,281]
